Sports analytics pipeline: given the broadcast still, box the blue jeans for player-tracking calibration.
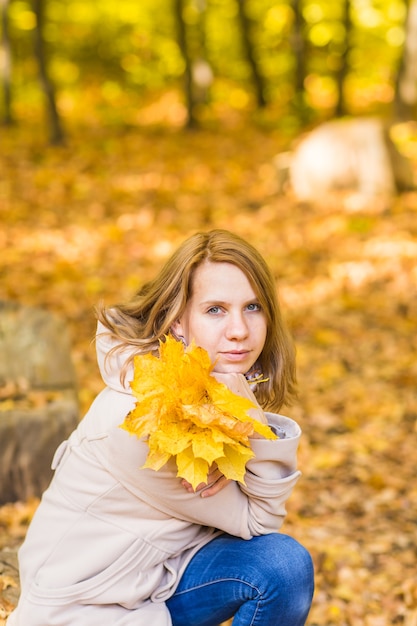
[166,533,314,626]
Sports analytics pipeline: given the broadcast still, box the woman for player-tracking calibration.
[8,229,314,626]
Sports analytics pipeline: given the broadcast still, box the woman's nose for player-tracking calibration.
[225,313,249,340]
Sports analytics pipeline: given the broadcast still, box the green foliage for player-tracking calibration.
[0,0,414,126]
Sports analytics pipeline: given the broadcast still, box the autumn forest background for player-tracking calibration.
[1,0,417,624]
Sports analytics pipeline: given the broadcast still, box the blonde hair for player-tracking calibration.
[97,229,296,411]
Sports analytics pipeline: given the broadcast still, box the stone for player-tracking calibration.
[274,117,415,208]
[0,301,79,504]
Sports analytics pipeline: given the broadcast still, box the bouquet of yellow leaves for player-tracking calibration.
[120,335,277,490]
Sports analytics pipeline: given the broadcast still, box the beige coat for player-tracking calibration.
[8,324,302,626]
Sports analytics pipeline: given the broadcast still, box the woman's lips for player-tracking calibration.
[220,351,250,362]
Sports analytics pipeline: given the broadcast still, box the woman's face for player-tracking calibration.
[172,261,267,374]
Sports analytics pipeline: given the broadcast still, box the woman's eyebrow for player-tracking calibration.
[200,300,228,307]
[200,298,260,307]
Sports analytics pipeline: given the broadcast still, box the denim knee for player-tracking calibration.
[229,534,314,626]
[247,533,314,599]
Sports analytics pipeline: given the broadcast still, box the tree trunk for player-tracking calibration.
[335,0,351,117]
[291,0,305,95]
[32,0,64,144]
[191,0,213,106]
[290,0,307,117]
[0,0,13,125]
[174,0,197,129]
[236,0,267,108]
[394,0,417,120]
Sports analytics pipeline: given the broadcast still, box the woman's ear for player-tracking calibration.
[171,320,187,345]
[171,319,182,335]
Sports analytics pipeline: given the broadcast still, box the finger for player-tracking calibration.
[214,373,268,425]
[200,476,231,498]
[181,465,223,493]
[181,477,220,492]
[206,467,222,482]
[181,479,196,492]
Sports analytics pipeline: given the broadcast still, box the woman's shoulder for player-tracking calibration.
[95,321,136,394]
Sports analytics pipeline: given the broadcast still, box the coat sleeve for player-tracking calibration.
[106,409,301,540]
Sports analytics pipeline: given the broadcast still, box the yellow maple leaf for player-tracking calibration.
[176,446,210,488]
[217,444,255,483]
[120,334,277,489]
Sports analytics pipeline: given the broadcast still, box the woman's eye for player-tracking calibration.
[207,306,222,314]
[247,303,261,311]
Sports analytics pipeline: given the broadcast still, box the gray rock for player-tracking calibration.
[0,301,79,504]
[0,300,76,390]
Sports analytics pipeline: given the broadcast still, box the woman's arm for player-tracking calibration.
[180,373,267,497]
[106,403,301,539]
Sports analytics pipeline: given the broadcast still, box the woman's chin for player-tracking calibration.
[212,364,250,376]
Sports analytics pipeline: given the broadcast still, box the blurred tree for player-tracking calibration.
[1,0,414,135]
[291,0,305,95]
[190,0,213,108]
[32,0,64,144]
[236,0,266,107]
[0,0,12,124]
[174,0,214,127]
[335,0,351,116]
[174,0,196,128]
[290,0,309,120]
[394,0,417,120]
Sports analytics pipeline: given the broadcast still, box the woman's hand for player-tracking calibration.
[180,372,268,497]
[181,463,231,498]
[212,372,268,429]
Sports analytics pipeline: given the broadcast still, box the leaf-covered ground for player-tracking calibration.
[1,109,417,625]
